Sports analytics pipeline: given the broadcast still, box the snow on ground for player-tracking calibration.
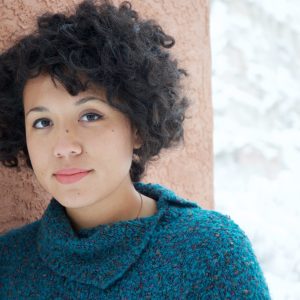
[210,0,300,299]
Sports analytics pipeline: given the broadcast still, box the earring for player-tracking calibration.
[132,152,140,163]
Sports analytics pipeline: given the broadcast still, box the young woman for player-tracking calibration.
[0,0,271,298]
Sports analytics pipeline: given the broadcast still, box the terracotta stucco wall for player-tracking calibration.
[0,0,213,234]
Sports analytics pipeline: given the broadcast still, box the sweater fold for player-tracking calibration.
[37,182,179,289]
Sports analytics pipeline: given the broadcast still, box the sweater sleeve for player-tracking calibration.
[186,211,272,299]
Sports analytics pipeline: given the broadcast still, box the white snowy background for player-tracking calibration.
[210,0,300,299]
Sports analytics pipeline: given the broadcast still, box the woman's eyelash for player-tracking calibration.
[32,113,103,129]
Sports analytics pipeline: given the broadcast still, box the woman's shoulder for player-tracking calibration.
[0,219,40,240]
[152,182,243,240]
[177,205,254,258]
[0,220,40,265]
[160,199,257,267]
[161,202,271,298]
[163,196,246,243]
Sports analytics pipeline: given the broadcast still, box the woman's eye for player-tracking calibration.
[32,119,51,129]
[32,113,103,129]
[80,113,103,122]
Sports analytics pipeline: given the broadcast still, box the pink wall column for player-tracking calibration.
[0,0,213,234]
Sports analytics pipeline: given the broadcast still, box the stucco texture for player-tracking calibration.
[0,0,213,234]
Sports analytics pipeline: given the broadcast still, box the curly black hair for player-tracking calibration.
[0,0,190,183]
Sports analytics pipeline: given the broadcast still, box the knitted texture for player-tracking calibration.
[0,182,271,299]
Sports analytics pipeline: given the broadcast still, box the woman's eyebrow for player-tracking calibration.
[25,96,107,118]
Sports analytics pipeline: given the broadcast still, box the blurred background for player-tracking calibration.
[210,0,300,299]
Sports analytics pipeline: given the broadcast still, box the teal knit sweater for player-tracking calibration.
[0,182,271,299]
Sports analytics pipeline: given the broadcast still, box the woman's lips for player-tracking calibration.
[54,171,91,184]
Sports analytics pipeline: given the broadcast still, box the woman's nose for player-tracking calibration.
[53,129,83,158]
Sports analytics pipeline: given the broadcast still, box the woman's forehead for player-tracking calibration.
[23,73,107,102]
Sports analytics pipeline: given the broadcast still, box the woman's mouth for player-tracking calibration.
[54,170,92,184]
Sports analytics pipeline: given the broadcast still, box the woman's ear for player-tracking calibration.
[133,128,143,150]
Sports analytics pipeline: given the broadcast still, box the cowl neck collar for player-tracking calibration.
[37,182,197,289]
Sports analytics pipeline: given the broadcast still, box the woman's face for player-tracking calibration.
[23,73,142,209]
